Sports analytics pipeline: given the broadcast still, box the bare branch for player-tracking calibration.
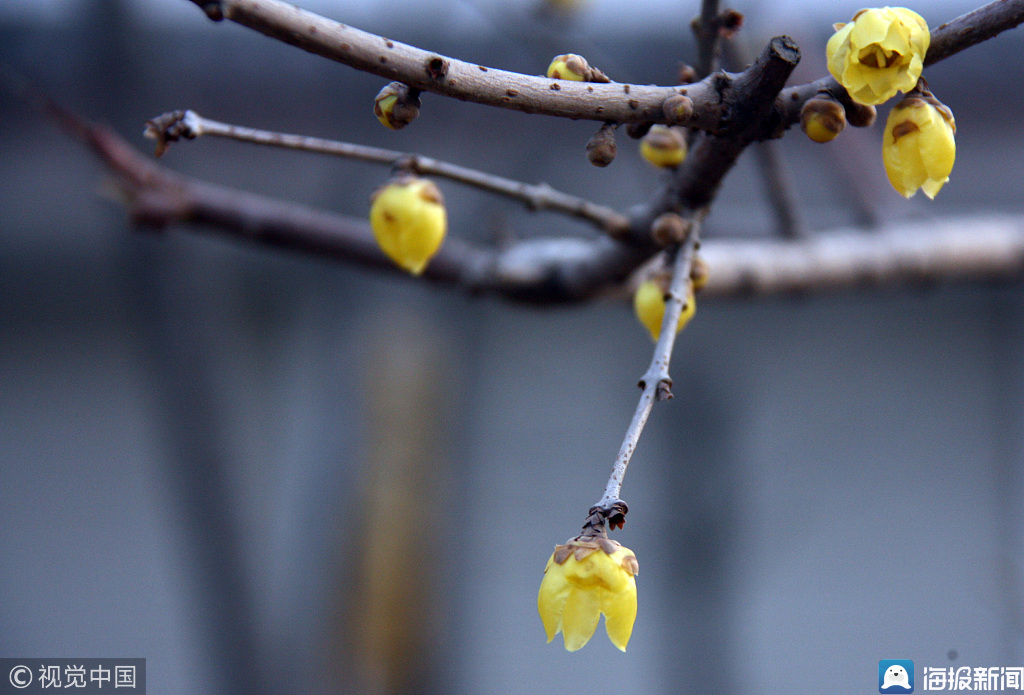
[143,109,630,236]
[695,0,723,77]
[597,221,702,512]
[49,107,1024,305]
[700,215,1024,296]
[187,0,708,126]
[926,0,1024,66]
[752,141,809,239]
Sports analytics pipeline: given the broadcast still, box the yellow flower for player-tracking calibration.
[369,176,447,274]
[882,92,955,199]
[633,280,696,342]
[827,7,930,106]
[640,125,687,169]
[538,538,639,651]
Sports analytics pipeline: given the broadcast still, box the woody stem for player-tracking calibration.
[596,216,702,512]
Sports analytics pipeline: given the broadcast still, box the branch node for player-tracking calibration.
[425,56,449,81]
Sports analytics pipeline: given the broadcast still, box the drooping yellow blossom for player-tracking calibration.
[369,176,447,275]
[882,91,955,199]
[546,54,588,81]
[640,125,687,169]
[538,538,639,652]
[827,7,930,106]
[633,280,696,342]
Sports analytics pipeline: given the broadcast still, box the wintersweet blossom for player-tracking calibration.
[538,538,639,651]
[633,280,696,342]
[882,91,956,199]
[369,176,447,275]
[827,7,930,106]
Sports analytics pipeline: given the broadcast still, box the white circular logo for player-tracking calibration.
[9,665,33,689]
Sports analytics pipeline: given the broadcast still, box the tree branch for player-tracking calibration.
[144,109,630,236]
[597,221,701,513]
[188,0,707,127]
[700,215,1024,296]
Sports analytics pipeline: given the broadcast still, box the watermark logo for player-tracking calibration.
[881,660,915,693]
[0,660,144,695]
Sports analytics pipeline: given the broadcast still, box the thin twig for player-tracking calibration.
[597,219,702,511]
[695,0,723,78]
[752,140,809,240]
[144,110,630,236]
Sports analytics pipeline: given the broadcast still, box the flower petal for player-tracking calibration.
[538,560,570,643]
[561,586,601,652]
[602,578,638,651]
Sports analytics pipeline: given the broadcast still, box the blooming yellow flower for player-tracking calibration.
[640,125,687,169]
[882,92,955,199]
[538,538,639,651]
[827,7,930,106]
[369,176,447,275]
[633,280,696,342]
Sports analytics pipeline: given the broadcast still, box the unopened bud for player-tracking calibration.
[640,125,687,168]
[690,254,709,292]
[800,96,846,143]
[547,53,589,81]
[845,100,877,128]
[634,279,696,342]
[546,53,609,82]
[651,212,689,245]
[369,175,446,275]
[676,63,698,85]
[662,94,694,125]
[626,122,653,139]
[586,124,617,167]
[374,82,420,130]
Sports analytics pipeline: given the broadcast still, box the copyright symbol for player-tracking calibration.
[9,665,32,688]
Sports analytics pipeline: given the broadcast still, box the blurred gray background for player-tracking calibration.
[2,0,1023,693]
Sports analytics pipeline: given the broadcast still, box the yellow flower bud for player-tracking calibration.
[640,125,687,169]
[546,54,589,81]
[373,82,420,130]
[369,176,447,275]
[882,91,955,199]
[800,96,846,143]
[690,254,710,293]
[826,7,929,106]
[633,279,695,342]
[538,538,639,652]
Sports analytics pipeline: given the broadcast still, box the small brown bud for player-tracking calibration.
[625,121,653,139]
[586,124,617,167]
[845,100,878,128]
[662,94,694,124]
[651,212,689,245]
[718,9,744,38]
[374,82,420,130]
[676,63,698,85]
[800,96,846,143]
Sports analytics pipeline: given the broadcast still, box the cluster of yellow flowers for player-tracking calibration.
[821,6,956,199]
